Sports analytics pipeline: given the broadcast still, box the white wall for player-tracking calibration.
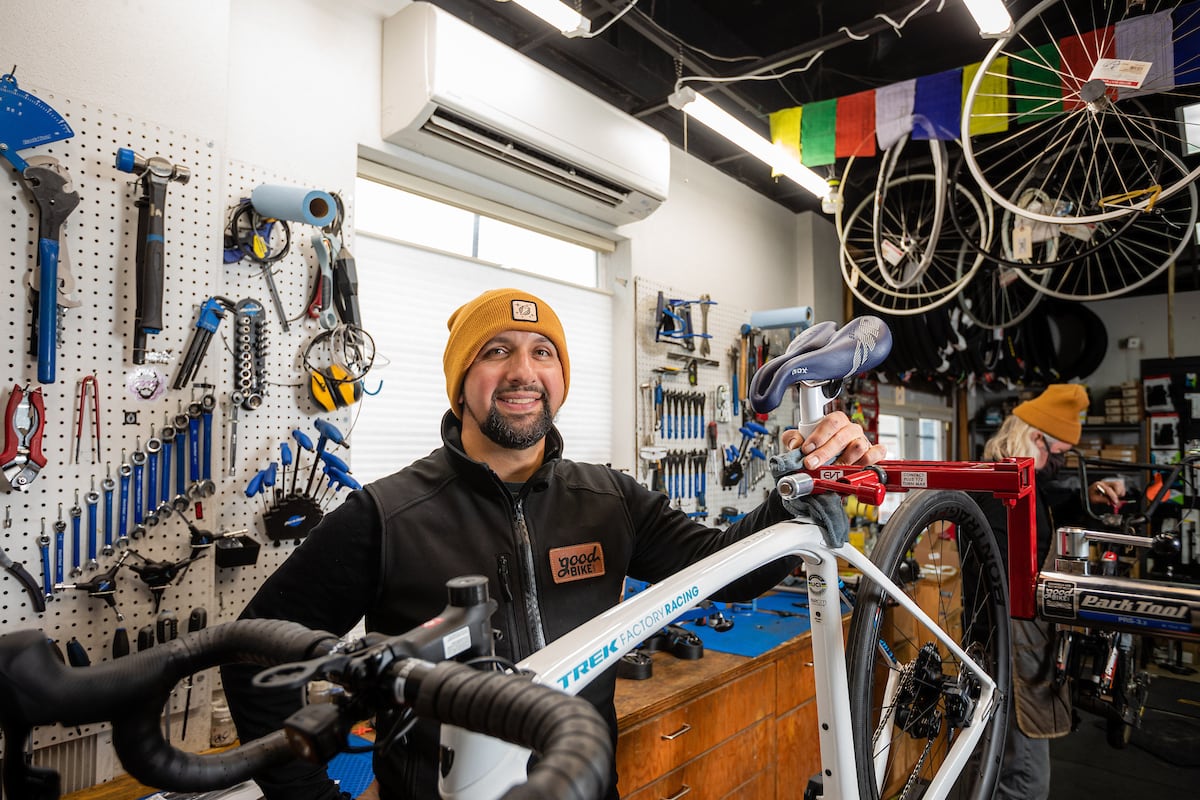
[1084,290,1200,391]
[617,147,799,309]
[795,211,846,324]
[225,0,383,188]
[3,2,231,141]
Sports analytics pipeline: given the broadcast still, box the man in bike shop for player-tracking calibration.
[974,384,1126,800]
[222,288,884,800]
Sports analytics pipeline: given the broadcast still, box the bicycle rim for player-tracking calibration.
[847,490,1011,800]
[947,153,1138,272]
[957,260,1048,330]
[1016,140,1197,300]
[872,136,950,289]
[961,0,1200,225]
[841,176,989,315]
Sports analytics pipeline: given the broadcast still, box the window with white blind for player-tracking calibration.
[875,386,953,523]
[348,171,615,484]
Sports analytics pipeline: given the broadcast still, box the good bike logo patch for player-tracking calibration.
[549,542,605,583]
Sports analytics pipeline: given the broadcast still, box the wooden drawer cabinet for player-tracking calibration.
[616,622,836,799]
[725,766,775,800]
[622,718,773,800]
[775,699,821,796]
[616,664,775,794]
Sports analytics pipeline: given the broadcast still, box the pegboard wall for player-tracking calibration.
[634,278,804,522]
[1,82,355,789]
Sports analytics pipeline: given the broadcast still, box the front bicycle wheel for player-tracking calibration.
[847,490,1011,800]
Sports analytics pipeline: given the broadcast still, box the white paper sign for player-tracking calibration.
[1089,58,1152,89]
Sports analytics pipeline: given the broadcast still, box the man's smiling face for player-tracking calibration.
[459,330,564,450]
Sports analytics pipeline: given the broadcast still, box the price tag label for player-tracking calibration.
[880,237,906,267]
[1089,58,1152,89]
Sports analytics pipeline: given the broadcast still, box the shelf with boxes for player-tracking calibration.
[1089,381,1144,427]
[969,386,1144,465]
[1071,428,1142,467]
[1076,381,1144,467]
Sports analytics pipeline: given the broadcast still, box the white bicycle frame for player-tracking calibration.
[438,512,998,800]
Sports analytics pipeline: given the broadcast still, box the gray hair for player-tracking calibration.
[982,414,1040,462]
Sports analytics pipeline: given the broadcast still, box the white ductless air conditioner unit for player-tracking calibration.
[381,1,669,226]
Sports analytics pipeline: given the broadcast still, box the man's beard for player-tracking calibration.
[467,390,555,450]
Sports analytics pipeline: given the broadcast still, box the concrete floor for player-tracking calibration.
[1048,672,1200,798]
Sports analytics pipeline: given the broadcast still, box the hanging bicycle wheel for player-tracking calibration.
[958,260,1048,330]
[961,0,1200,225]
[841,175,990,315]
[1015,140,1198,300]
[948,154,1138,276]
[872,133,950,289]
[847,489,1011,800]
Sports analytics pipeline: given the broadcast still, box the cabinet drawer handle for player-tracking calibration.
[660,723,692,740]
[661,784,692,800]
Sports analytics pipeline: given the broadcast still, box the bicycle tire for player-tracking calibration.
[1016,153,1197,301]
[961,0,1200,225]
[847,489,1011,800]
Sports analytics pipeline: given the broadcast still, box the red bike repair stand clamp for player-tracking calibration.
[770,453,1039,620]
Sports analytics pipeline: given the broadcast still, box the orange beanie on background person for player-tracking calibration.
[1012,384,1090,446]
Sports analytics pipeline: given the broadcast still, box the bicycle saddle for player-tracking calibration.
[749,316,892,413]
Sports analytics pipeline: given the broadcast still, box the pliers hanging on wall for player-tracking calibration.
[1,384,47,491]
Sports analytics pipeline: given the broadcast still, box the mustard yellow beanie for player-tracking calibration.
[1013,384,1089,445]
[443,288,570,417]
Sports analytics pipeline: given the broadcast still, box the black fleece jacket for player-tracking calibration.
[222,412,796,799]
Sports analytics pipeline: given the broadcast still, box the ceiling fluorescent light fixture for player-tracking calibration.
[962,0,1013,37]
[508,0,592,37]
[668,87,830,199]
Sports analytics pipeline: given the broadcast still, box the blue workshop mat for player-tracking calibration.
[682,592,851,658]
[328,733,375,797]
[137,734,374,800]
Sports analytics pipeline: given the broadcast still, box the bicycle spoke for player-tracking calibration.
[873,139,949,289]
[1014,138,1197,300]
[962,0,1200,225]
[841,175,989,315]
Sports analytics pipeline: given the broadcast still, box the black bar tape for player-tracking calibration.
[412,662,612,800]
[113,713,293,791]
[0,620,337,791]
